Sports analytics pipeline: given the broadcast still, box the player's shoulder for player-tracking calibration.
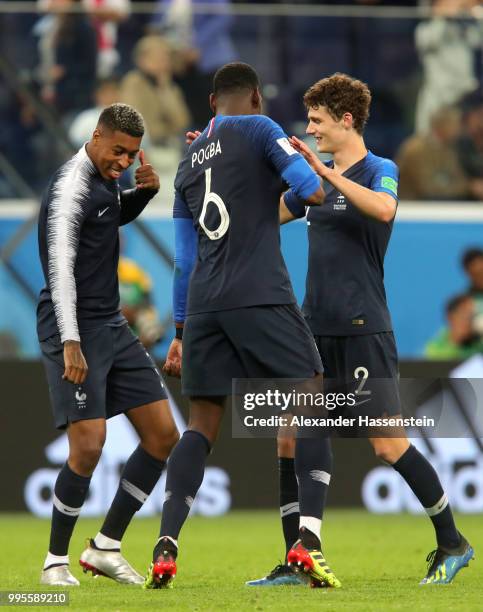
[365,151,399,176]
[219,114,285,142]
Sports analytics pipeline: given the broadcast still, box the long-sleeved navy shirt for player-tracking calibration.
[37,145,156,342]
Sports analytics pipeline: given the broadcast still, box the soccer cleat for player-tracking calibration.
[143,538,177,590]
[245,563,308,586]
[287,540,341,589]
[40,565,80,586]
[79,539,144,584]
[420,533,474,585]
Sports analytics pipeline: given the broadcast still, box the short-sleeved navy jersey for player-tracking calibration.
[37,145,155,342]
[174,115,320,315]
[303,151,399,336]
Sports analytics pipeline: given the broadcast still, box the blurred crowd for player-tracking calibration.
[1,0,482,198]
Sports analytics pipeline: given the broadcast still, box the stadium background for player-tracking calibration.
[1,1,482,521]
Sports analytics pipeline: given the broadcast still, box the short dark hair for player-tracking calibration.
[446,293,472,316]
[462,247,483,270]
[303,73,372,135]
[97,103,144,137]
[213,62,260,97]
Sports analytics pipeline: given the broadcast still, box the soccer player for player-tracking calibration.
[37,104,179,586]
[144,62,340,589]
[247,74,474,587]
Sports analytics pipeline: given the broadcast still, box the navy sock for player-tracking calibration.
[48,463,91,557]
[392,445,460,549]
[279,457,299,559]
[158,430,211,546]
[295,437,332,544]
[100,445,165,542]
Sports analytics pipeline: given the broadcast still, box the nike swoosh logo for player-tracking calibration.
[98,207,109,217]
[353,398,371,407]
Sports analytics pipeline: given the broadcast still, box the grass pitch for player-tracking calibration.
[0,510,480,611]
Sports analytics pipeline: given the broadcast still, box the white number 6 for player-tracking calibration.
[199,168,230,240]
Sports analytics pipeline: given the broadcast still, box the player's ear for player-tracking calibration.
[209,93,216,114]
[252,88,262,113]
[342,112,353,130]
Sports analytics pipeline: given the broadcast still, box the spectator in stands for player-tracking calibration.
[120,35,190,171]
[68,77,120,147]
[36,0,98,117]
[83,0,130,77]
[119,256,165,350]
[415,0,483,134]
[150,0,237,128]
[396,106,473,200]
[425,293,483,360]
[456,93,483,197]
[462,248,483,296]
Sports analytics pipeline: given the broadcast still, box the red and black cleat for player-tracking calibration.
[144,542,177,589]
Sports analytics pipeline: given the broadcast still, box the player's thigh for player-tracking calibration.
[223,304,323,379]
[106,324,168,418]
[40,329,111,430]
[182,312,245,396]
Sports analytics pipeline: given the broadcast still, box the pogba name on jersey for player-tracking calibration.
[192,140,222,168]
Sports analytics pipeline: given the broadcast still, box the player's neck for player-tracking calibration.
[332,138,367,174]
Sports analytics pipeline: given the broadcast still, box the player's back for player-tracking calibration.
[175,115,296,315]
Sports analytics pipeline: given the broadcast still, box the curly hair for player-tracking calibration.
[98,103,144,138]
[303,74,372,135]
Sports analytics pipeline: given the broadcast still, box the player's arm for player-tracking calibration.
[290,136,397,223]
[163,190,197,378]
[279,192,306,225]
[119,150,160,225]
[45,189,88,384]
[260,117,325,205]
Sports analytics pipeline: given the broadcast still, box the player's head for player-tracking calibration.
[445,293,475,343]
[462,248,483,291]
[88,103,144,180]
[210,62,262,116]
[303,73,371,153]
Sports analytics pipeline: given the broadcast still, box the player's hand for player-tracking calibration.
[185,130,201,145]
[135,150,160,191]
[63,340,88,385]
[289,136,329,178]
[163,338,182,377]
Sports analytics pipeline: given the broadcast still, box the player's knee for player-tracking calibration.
[277,436,295,458]
[69,431,105,474]
[372,439,402,465]
[142,426,180,460]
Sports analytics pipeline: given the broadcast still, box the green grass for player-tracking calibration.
[0,510,479,611]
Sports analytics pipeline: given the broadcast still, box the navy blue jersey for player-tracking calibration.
[303,151,399,336]
[37,145,155,342]
[174,115,321,317]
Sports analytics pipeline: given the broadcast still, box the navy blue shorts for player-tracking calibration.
[314,332,401,420]
[182,304,323,396]
[40,324,167,429]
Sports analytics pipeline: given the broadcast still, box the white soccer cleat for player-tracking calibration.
[79,539,144,585]
[40,565,80,586]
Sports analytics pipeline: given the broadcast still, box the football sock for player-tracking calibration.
[295,437,332,547]
[43,552,69,570]
[47,463,91,559]
[158,430,211,546]
[100,445,165,542]
[279,457,300,559]
[392,444,460,549]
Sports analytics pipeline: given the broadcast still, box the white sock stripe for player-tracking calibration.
[425,493,449,517]
[53,494,82,517]
[309,470,331,485]
[280,502,300,517]
[300,516,322,540]
[121,479,148,504]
